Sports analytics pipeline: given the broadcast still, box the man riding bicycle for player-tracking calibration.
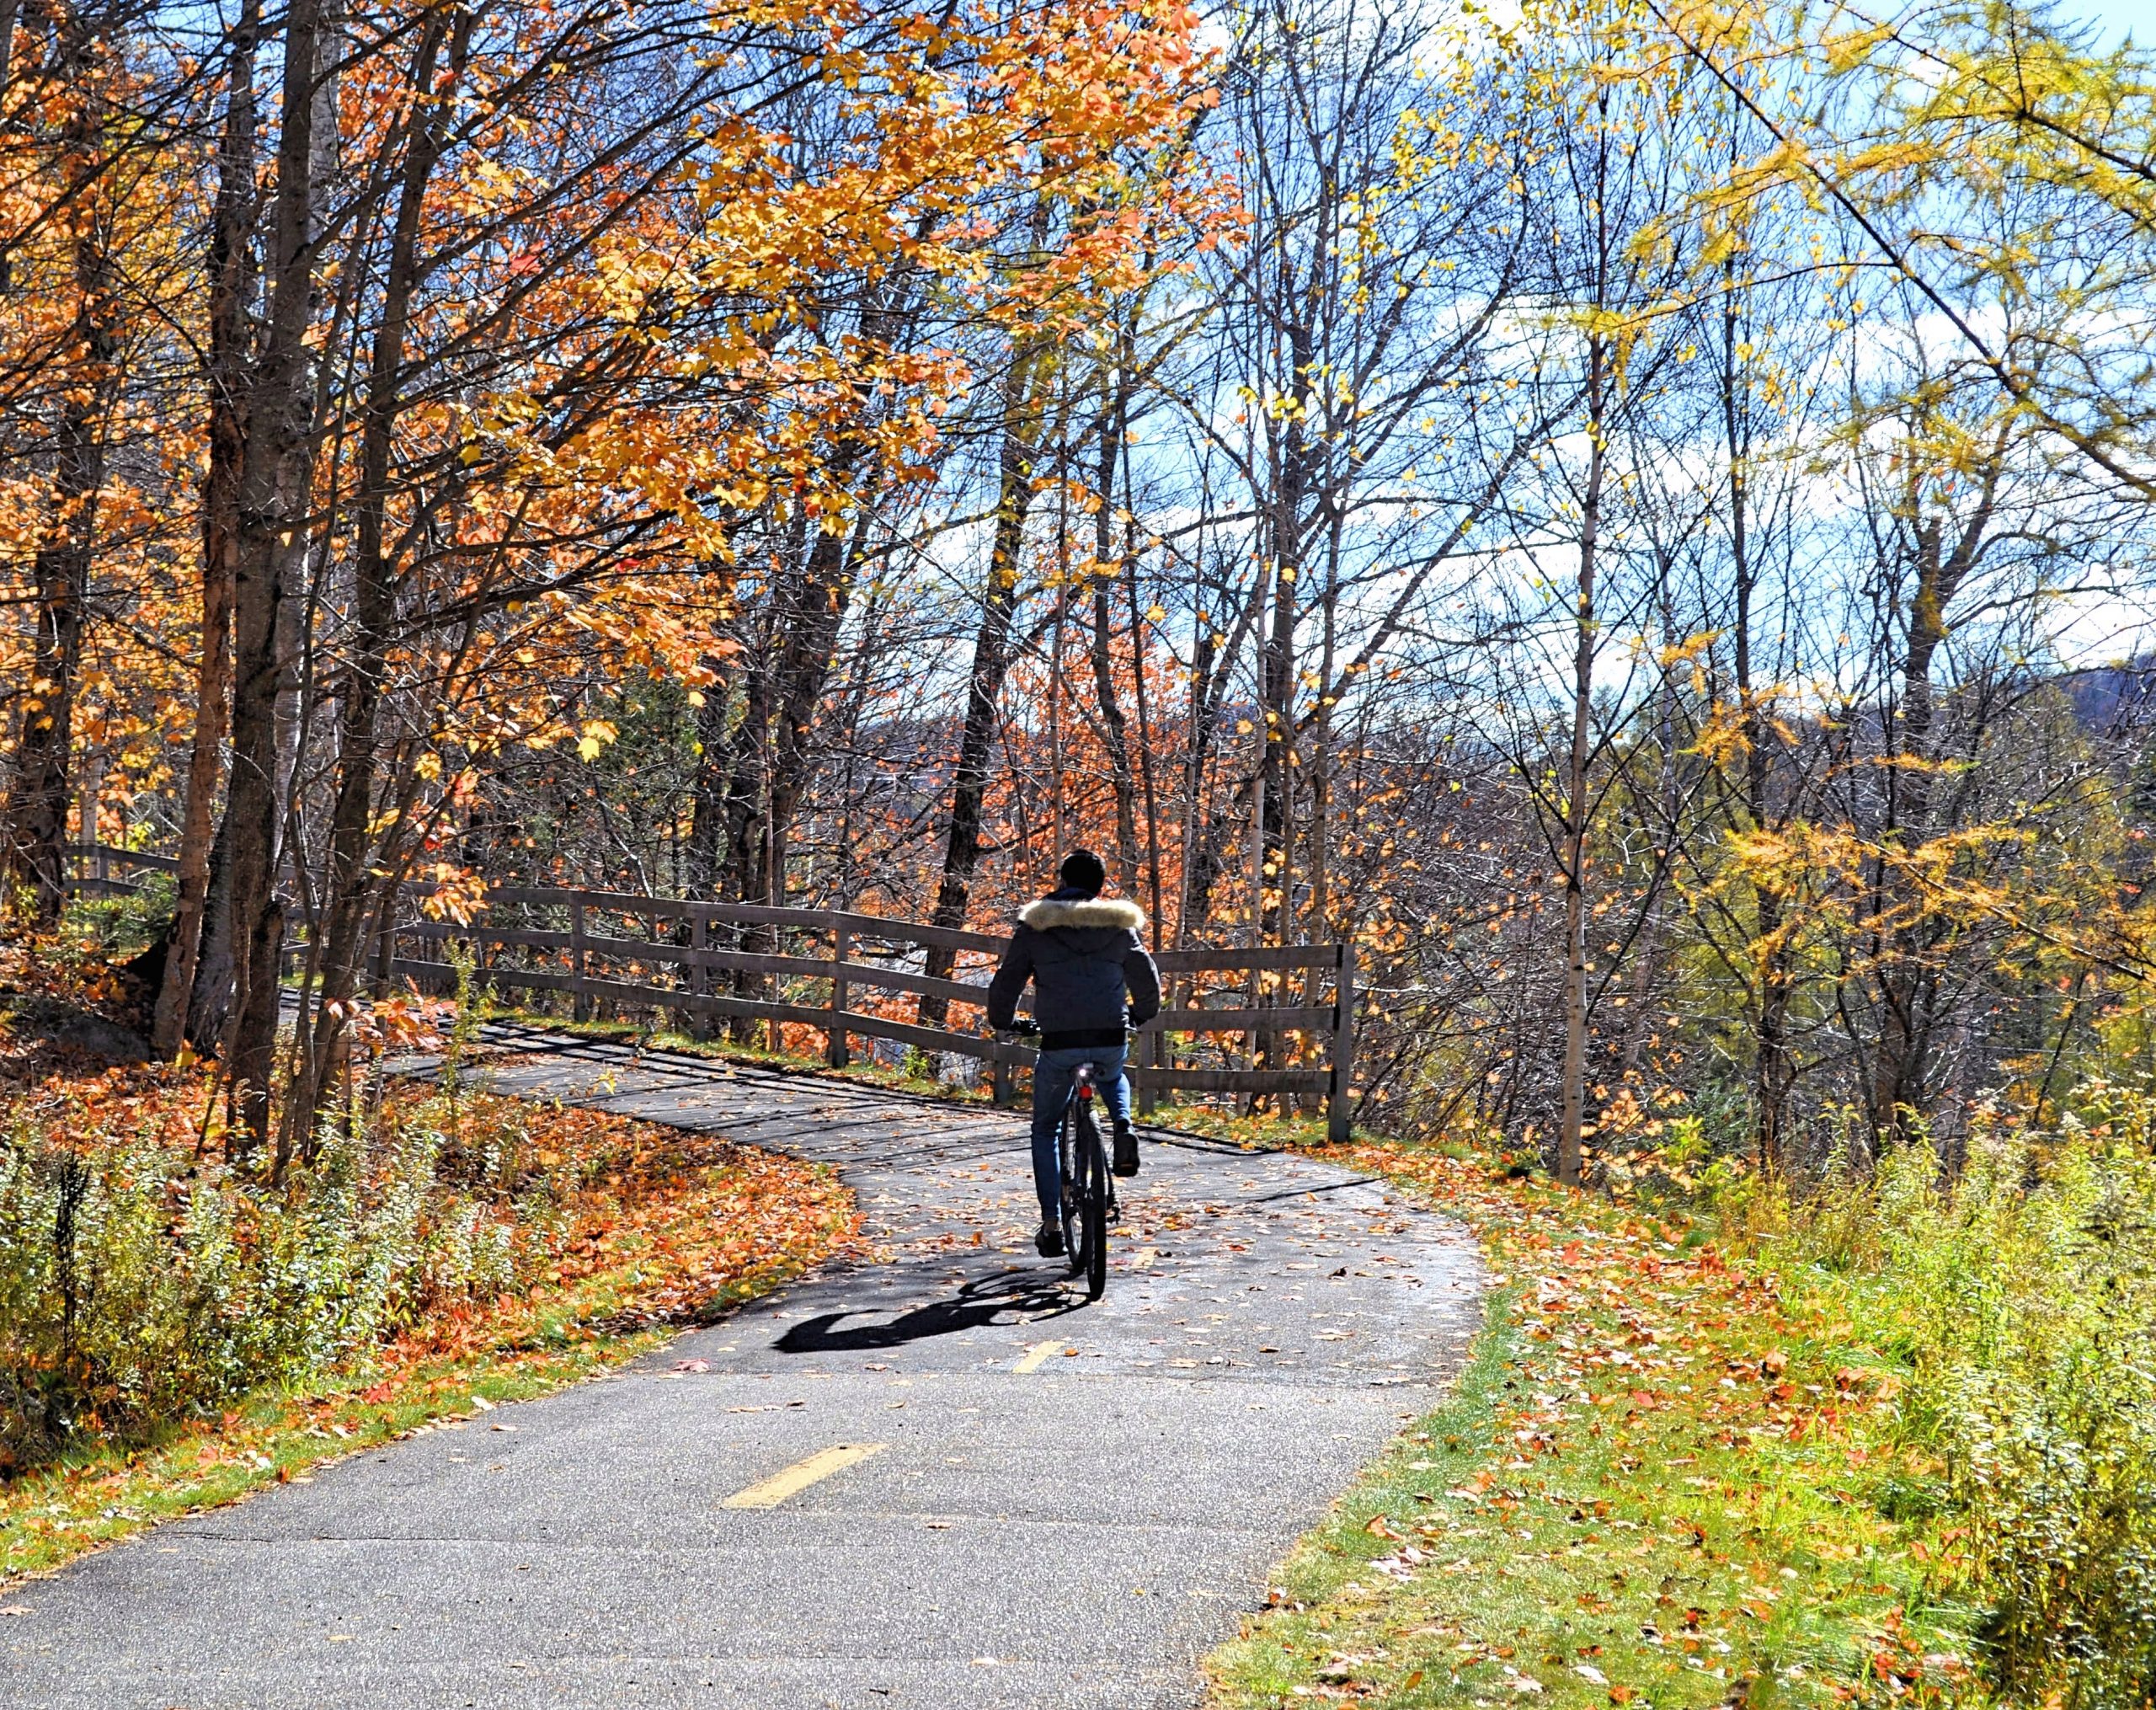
[986,849,1161,1258]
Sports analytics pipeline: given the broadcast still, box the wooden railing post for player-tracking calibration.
[77,759,100,893]
[569,895,590,1023]
[371,887,398,997]
[688,907,710,1040]
[1326,941,1355,1145]
[828,927,851,1067]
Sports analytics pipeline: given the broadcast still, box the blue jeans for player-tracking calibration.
[1029,1044,1130,1222]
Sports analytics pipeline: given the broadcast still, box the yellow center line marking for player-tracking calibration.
[1014,1339,1067,1374]
[721,1442,887,1510]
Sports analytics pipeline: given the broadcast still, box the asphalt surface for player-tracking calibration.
[5,1025,1486,1710]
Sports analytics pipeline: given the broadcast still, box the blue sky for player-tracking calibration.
[2080,0,2156,43]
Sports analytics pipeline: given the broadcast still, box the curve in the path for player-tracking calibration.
[6,1026,1486,1710]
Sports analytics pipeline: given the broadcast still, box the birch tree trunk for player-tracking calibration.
[219,0,325,1152]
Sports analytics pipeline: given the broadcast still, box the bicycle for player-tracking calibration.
[1011,1020,1117,1300]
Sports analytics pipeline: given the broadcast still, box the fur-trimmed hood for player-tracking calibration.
[1018,896,1147,933]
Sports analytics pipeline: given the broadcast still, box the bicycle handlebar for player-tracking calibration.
[1000,1018,1140,1045]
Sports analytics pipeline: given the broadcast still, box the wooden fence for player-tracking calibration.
[66,847,1357,1141]
[62,842,178,896]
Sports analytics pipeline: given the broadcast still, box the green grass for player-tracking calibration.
[1207,1147,1983,1710]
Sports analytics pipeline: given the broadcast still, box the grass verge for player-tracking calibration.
[2,1093,854,1584]
[1206,1144,1979,1710]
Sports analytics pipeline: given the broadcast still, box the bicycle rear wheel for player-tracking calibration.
[1060,1103,1088,1279]
[1075,1101,1107,1300]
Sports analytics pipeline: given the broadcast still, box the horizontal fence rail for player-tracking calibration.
[65,846,1357,1141]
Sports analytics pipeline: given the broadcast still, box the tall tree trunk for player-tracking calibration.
[189,815,238,1046]
[685,654,738,897]
[1714,162,1796,1171]
[919,344,1048,1022]
[1087,371,1139,893]
[765,502,875,882]
[1180,558,1267,932]
[1557,334,1607,1189]
[1088,596,1139,892]
[1724,258,1793,1170]
[288,6,461,1158]
[219,0,325,1153]
[1259,319,1313,947]
[1304,516,1342,945]
[1865,446,1999,1152]
[1124,547,1166,938]
[711,510,812,911]
[3,1,114,923]
[156,6,258,1057]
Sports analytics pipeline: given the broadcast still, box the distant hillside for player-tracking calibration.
[2063,659,2156,735]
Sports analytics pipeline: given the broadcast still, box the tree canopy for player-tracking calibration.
[7,0,2156,1182]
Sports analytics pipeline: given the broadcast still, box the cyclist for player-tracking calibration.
[986,849,1161,1257]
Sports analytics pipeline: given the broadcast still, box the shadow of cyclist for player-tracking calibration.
[773,1269,1084,1355]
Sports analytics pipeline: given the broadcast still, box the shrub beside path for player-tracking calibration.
[6,1025,1484,1709]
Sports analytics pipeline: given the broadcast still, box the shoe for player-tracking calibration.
[1035,1220,1065,1258]
[1112,1120,1139,1178]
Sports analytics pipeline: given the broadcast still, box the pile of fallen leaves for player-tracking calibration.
[0,929,142,1015]
[398,1085,861,1345]
[0,933,175,1116]
[1209,1143,1976,1710]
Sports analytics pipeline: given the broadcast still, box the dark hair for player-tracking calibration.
[1059,848,1106,897]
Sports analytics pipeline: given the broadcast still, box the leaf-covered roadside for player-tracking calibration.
[1,1087,855,1582]
[1208,1146,1976,1710]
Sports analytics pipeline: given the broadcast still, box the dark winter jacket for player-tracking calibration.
[985,890,1161,1049]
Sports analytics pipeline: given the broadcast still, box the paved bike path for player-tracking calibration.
[6,1027,1486,1709]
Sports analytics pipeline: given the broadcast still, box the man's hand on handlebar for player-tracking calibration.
[998,1018,1146,1043]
